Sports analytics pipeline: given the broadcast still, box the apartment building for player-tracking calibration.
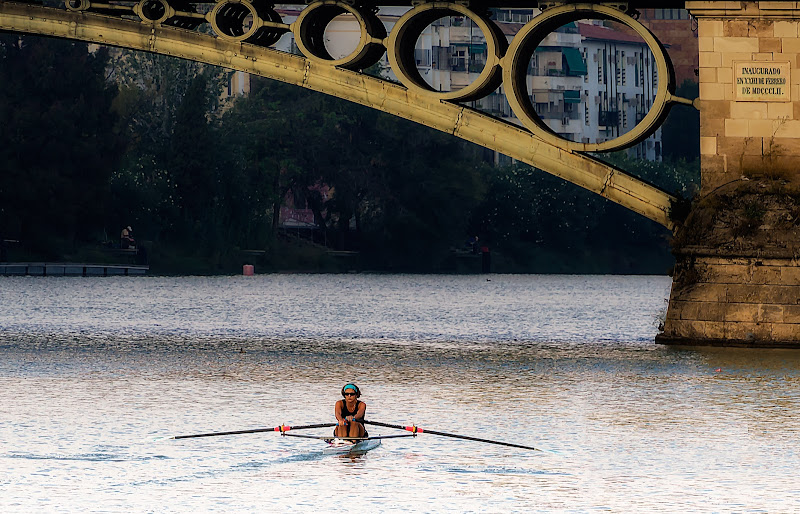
[262,6,690,161]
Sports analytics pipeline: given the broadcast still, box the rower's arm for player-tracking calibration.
[334,400,346,425]
[355,401,366,420]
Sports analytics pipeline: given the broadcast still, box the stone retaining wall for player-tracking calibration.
[657,253,800,346]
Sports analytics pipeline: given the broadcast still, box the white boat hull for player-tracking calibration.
[323,438,381,455]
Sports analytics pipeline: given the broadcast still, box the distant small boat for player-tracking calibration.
[322,437,382,455]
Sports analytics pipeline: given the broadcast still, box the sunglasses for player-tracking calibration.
[343,392,356,396]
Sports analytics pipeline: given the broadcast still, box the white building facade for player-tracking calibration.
[264,6,664,162]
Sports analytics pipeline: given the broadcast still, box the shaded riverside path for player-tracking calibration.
[1,274,800,512]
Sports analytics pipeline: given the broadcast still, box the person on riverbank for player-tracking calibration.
[334,383,368,440]
[121,225,135,249]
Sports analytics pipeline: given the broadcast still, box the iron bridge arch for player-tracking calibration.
[0,0,692,229]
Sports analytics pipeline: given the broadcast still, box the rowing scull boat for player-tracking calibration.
[322,437,382,455]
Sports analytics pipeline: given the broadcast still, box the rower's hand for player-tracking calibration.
[338,419,347,426]
[346,416,354,422]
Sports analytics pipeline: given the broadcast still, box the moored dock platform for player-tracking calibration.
[0,262,148,276]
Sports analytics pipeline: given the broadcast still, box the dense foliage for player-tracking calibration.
[0,34,122,257]
[1,36,700,273]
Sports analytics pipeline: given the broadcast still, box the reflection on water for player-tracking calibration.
[1,274,799,512]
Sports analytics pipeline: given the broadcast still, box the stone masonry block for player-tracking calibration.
[726,285,763,303]
[741,154,770,172]
[704,321,726,340]
[774,119,800,137]
[773,21,798,38]
[699,302,726,322]
[717,136,765,156]
[699,36,714,52]
[748,119,777,137]
[751,20,775,39]
[698,67,716,83]
[699,19,724,38]
[679,301,725,322]
[760,38,783,53]
[678,300,702,320]
[715,37,760,53]
[763,286,800,305]
[705,263,751,283]
[681,320,707,339]
[730,101,768,120]
[700,157,726,177]
[769,138,800,162]
[717,66,733,84]
[722,52,758,67]
[705,117,725,136]
[724,21,750,38]
[725,321,772,341]
[753,53,775,61]
[723,119,749,138]
[725,302,759,322]
[762,2,800,13]
[781,38,800,54]
[700,82,725,100]
[700,136,718,155]
[665,301,684,320]
[771,323,800,342]
[780,266,800,285]
[674,282,727,303]
[759,304,785,323]
[767,102,794,120]
[699,52,722,68]
[751,266,783,285]
[784,305,800,322]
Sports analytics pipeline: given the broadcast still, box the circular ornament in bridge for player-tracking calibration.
[65,0,90,12]
[133,0,174,24]
[292,1,387,71]
[502,4,676,153]
[387,3,507,102]
[209,0,287,47]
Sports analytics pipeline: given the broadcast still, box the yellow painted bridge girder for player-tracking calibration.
[0,2,676,229]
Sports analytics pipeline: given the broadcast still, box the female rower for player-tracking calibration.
[334,383,368,439]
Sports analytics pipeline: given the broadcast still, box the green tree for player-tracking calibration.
[0,35,122,256]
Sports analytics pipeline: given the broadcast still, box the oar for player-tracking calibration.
[363,420,540,451]
[166,423,338,440]
[282,433,417,441]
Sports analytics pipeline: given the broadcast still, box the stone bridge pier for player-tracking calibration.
[658,2,800,347]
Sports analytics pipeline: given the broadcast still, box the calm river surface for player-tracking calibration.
[1,274,799,512]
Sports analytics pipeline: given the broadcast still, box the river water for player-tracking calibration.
[1,274,799,512]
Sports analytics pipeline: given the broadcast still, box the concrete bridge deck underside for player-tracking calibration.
[0,2,676,229]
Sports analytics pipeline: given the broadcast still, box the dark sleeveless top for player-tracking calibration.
[339,400,364,421]
[335,400,368,437]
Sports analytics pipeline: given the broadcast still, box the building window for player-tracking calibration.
[583,49,589,83]
[602,48,607,85]
[652,9,690,20]
[597,51,603,84]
